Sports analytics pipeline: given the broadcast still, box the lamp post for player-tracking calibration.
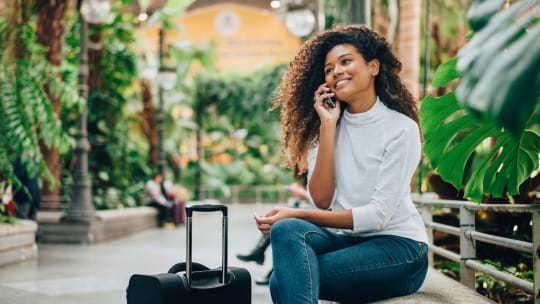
[156,26,177,175]
[351,0,371,26]
[273,0,318,37]
[64,0,111,223]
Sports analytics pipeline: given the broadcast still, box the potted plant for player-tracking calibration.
[0,178,38,267]
[420,0,540,203]
[0,179,16,224]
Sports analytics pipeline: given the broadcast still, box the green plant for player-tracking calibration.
[0,203,17,224]
[475,260,533,303]
[189,64,295,197]
[0,2,79,191]
[0,180,16,224]
[435,258,533,303]
[59,9,153,209]
[434,259,461,280]
[457,0,540,134]
[420,0,540,202]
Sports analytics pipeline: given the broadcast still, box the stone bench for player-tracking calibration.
[36,206,158,244]
[0,220,38,267]
[319,267,495,304]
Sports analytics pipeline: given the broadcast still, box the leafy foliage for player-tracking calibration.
[61,12,151,209]
[421,58,540,202]
[456,0,540,134]
[0,7,79,192]
[189,65,295,196]
[420,1,540,202]
[89,14,151,209]
[194,65,285,131]
[435,259,533,303]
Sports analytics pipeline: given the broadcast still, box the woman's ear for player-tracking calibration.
[369,59,380,76]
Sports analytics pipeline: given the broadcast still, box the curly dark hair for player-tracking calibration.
[271,25,418,174]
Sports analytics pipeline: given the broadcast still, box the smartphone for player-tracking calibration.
[324,96,336,108]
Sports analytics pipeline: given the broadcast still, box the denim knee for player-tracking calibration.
[270,218,304,240]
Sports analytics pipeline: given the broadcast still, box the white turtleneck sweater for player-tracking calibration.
[307,98,428,244]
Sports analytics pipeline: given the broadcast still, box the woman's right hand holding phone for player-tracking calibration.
[313,84,341,124]
[310,84,339,207]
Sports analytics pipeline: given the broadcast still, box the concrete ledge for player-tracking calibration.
[372,268,495,303]
[36,207,158,244]
[0,220,38,267]
[319,268,495,304]
[95,207,159,222]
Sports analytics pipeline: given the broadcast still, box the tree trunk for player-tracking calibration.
[397,0,421,99]
[8,0,31,59]
[36,0,67,210]
[398,0,421,192]
[139,78,159,167]
[373,0,389,39]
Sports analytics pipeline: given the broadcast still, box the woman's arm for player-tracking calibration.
[308,88,342,209]
[308,121,337,209]
[255,207,353,235]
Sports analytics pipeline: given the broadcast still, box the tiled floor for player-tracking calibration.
[0,203,274,304]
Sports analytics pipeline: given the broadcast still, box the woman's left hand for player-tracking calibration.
[254,207,299,235]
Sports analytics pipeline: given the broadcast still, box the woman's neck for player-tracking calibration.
[347,93,377,114]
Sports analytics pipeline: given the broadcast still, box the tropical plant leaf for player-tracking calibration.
[431,57,459,89]
[420,92,540,202]
[466,0,506,32]
[457,0,540,134]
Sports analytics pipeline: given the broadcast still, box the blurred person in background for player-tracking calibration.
[144,172,174,227]
[236,181,308,285]
[13,158,41,220]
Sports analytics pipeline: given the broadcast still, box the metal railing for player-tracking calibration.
[413,192,540,303]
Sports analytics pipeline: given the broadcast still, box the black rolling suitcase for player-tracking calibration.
[127,203,251,304]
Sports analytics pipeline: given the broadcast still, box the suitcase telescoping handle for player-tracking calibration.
[185,203,228,287]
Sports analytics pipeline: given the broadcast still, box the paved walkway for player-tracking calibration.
[0,203,494,304]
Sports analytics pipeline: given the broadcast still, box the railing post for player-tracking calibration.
[460,206,476,289]
[421,204,434,266]
[533,212,540,304]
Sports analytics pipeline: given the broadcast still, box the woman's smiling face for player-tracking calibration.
[324,44,379,112]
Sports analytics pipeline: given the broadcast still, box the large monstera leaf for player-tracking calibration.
[421,58,540,203]
[456,0,540,134]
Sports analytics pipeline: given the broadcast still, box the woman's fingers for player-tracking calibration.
[254,213,268,232]
[258,223,271,235]
[313,85,334,106]
[254,212,274,235]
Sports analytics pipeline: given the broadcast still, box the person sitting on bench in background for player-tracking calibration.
[162,178,188,225]
[144,172,174,227]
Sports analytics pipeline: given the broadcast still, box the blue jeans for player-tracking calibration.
[269,218,428,304]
